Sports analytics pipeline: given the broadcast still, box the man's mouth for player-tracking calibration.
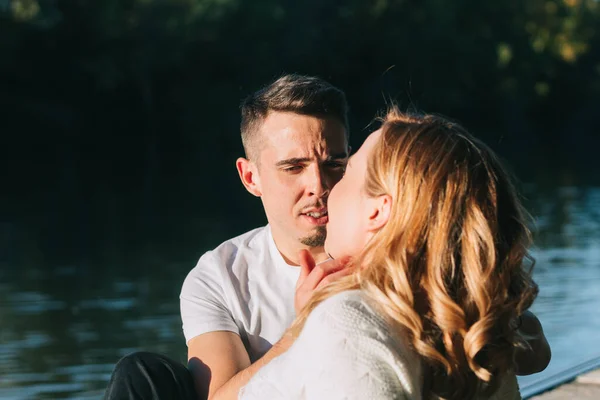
[304,210,328,218]
[301,208,329,225]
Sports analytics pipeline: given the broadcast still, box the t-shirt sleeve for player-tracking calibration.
[239,292,419,400]
[180,252,239,344]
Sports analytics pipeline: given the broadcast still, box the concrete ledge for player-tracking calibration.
[520,356,600,399]
[527,368,600,400]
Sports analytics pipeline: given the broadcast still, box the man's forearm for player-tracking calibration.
[208,332,294,400]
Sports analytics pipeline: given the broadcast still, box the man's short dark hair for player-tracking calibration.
[240,74,349,161]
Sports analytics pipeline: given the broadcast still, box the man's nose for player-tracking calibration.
[306,165,330,198]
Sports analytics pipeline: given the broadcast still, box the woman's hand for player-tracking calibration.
[294,250,352,315]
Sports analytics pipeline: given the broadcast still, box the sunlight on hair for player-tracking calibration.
[291,107,538,399]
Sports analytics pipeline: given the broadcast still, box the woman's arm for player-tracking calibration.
[239,291,418,399]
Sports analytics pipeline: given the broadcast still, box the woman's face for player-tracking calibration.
[325,129,382,259]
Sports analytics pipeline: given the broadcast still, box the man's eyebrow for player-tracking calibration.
[326,152,349,161]
[275,157,311,167]
[275,152,349,167]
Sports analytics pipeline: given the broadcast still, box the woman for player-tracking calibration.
[239,108,541,399]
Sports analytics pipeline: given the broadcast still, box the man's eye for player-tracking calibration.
[326,162,346,169]
[284,166,303,172]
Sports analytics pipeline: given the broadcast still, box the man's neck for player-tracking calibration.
[282,247,329,266]
[270,230,329,266]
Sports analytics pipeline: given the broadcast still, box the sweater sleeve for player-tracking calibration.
[239,291,422,400]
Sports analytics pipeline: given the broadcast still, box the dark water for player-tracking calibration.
[1,186,599,399]
[517,186,600,391]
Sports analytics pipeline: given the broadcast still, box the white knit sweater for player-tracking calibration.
[239,290,521,400]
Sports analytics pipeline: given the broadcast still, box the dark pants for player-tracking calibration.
[104,352,203,400]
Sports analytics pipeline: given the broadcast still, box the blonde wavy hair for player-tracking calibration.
[291,107,538,399]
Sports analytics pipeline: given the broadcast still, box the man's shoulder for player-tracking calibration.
[181,225,271,295]
[218,225,271,252]
[193,225,271,271]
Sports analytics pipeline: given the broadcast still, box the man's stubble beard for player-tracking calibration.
[300,225,327,247]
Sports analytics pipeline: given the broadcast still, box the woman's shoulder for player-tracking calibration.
[306,290,383,332]
[304,290,416,360]
[311,289,374,317]
[298,290,424,398]
[314,289,366,308]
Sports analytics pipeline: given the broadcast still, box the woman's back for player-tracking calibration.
[240,290,521,400]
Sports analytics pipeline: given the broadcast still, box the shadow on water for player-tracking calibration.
[0,185,599,398]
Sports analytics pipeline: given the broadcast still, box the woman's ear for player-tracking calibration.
[366,194,392,231]
[236,157,262,197]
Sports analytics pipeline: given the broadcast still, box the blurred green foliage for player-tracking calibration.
[1,0,599,265]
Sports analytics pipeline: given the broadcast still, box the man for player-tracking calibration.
[106,74,355,400]
[180,74,353,399]
[105,74,550,400]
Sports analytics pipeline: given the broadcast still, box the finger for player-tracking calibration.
[303,256,351,290]
[316,265,356,289]
[298,249,316,283]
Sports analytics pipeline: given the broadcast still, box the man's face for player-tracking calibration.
[255,111,348,250]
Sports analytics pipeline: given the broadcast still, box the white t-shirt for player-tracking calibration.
[180,225,300,361]
[239,290,521,400]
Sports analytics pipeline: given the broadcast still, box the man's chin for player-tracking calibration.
[299,226,327,247]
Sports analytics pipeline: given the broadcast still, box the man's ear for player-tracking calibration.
[236,157,262,197]
[366,194,392,231]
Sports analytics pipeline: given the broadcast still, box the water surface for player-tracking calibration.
[1,186,599,399]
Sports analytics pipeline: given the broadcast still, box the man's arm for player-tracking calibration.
[188,331,294,400]
[187,252,352,400]
[186,254,546,400]
[514,310,551,375]
[187,332,250,400]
